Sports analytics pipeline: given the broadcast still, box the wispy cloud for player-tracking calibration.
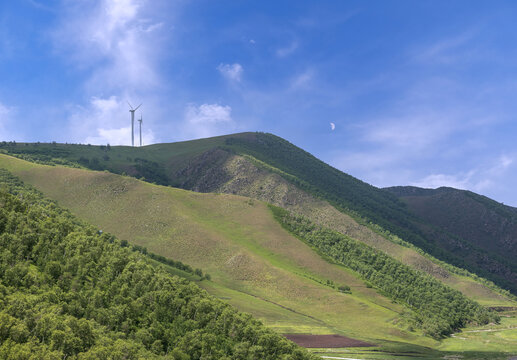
[53,0,167,91]
[217,63,243,82]
[276,40,298,58]
[330,71,508,191]
[181,103,236,139]
[50,0,172,143]
[290,69,314,90]
[411,31,476,65]
[412,154,515,192]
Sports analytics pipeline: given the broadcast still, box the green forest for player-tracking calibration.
[269,205,499,339]
[0,169,316,360]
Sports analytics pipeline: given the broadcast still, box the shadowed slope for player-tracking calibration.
[386,186,517,292]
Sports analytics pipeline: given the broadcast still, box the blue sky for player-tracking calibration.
[1,1,517,205]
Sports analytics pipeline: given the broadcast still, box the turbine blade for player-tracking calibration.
[127,101,134,110]
[134,103,142,111]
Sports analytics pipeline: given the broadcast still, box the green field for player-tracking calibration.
[1,154,516,359]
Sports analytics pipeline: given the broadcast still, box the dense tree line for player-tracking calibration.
[269,205,499,339]
[0,143,170,187]
[0,170,316,359]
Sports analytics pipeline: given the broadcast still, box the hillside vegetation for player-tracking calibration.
[174,151,515,306]
[2,135,516,297]
[0,154,430,346]
[0,169,316,360]
[270,206,498,338]
[2,154,517,359]
[222,134,517,294]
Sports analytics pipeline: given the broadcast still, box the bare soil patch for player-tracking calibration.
[283,334,374,348]
[488,306,517,312]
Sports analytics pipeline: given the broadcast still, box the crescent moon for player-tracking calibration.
[330,122,335,131]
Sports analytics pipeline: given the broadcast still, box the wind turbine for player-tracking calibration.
[128,102,142,147]
[138,114,143,147]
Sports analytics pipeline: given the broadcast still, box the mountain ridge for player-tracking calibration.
[1,132,516,295]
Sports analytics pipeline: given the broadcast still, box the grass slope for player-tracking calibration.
[193,153,515,307]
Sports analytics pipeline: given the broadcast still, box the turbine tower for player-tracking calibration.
[138,114,143,147]
[128,102,142,147]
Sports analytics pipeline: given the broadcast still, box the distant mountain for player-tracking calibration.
[385,185,517,291]
[1,133,516,294]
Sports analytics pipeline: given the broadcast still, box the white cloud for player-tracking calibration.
[186,103,232,124]
[411,172,475,190]
[217,63,243,82]
[84,126,131,145]
[181,103,235,139]
[85,126,154,146]
[51,0,170,144]
[68,95,155,145]
[412,155,515,193]
[54,0,160,88]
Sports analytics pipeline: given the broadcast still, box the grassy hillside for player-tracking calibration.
[2,155,517,359]
[221,134,517,294]
[2,135,516,298]
[179,152,515,307]
[0,170,316,360]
